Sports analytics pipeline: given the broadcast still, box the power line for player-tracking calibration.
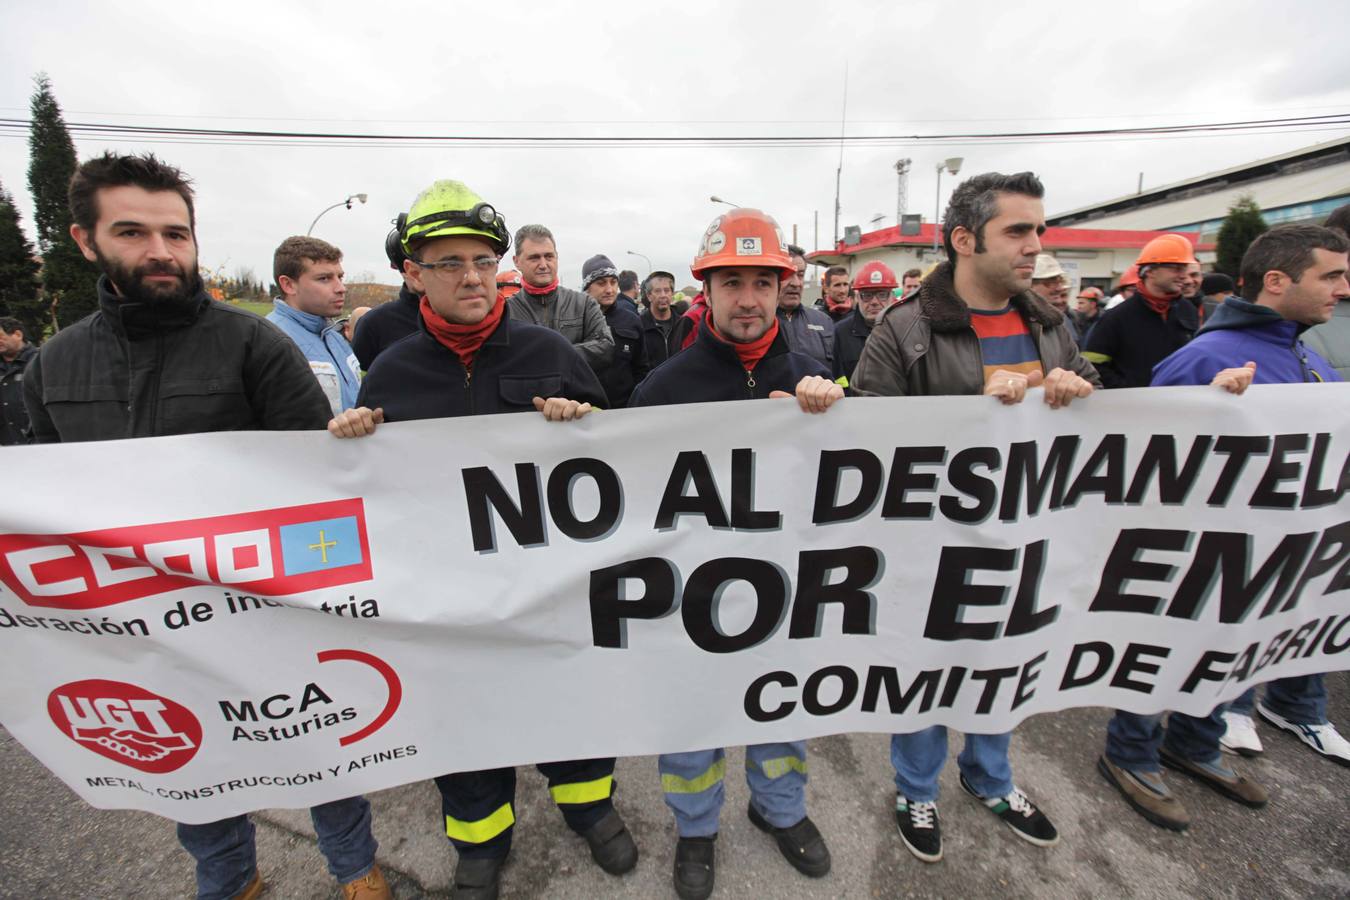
[0,114,1346,150]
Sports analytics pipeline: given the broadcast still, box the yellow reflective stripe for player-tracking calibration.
[750,756,808,779]
[550,774,614,805]
[661,757,726,794]
[1081,351,1111,364]
[834,375,849,388]
[445,802,515,843]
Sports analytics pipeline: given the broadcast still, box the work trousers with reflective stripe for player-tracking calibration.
[435,758,615,859]
[660,742,808,837]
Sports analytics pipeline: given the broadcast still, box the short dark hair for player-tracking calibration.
[824,265,848,285]
[903,268,923,280]
[68,152,196,233]
[644,271,675,292]
[0,316,23,337]
[618,270,639,292]
[1324,203,1350,237]
[942,171,1045,264]
[514,224,555,250]
[273,235,343,286]
[786,244,806,259]
[1238,224,1349,301]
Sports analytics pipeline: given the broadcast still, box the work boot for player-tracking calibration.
[580,808,638,875]
[1097,756,1190,832]
[230,871,264,900]
[451,855,504,900]
[673,835,716,900]
[1159,746,1268,807]
[342,863,393,900]
[747,804,831,877]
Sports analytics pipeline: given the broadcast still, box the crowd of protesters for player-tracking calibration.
[4,150,1349,900]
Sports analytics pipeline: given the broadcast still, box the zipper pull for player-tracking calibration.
[746,369,756,390]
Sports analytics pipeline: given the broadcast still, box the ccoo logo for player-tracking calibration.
[49,679,202,774]
[0,498,373,610]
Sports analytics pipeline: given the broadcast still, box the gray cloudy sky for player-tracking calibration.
[2,0,1348,289]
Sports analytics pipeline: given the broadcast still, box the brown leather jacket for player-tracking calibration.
[851,262,1100,397]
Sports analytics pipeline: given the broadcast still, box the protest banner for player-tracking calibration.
[0,384,1345,823]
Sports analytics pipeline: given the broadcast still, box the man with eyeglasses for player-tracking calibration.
[831,260,898,387]
[1082,234,1200,387]
[326,179,632,900]
[506,223,614,372]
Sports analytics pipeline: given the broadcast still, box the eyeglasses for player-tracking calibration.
[413,255,499,277]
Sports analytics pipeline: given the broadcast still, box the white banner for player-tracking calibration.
[0,385,1346,823]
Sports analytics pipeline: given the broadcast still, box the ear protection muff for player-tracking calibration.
[385,216,408,271]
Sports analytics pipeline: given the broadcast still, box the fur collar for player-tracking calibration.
[917,261,1065,333]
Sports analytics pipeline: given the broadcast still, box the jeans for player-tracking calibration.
[1228,674,1327,725]
[1104,706,1227,773]
[890,728,1012,802]
[660,742,808,837]
[176,796,376,900]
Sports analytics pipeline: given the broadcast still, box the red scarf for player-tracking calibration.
[826,296,852,315]
[1137,286,1175,320]
[420,293,505,370]
[707,317,780,372]
[522,277,559,296]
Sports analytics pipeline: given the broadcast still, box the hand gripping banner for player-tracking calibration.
[0,384,1346,823]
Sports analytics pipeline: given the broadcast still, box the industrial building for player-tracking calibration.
[1046,137,1350,239]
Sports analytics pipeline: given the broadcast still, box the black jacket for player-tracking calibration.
[595,303,650,408]
[640,309,680,368]
[831,306,873,385]
[358,306,608,420]
[1082,293,1198,388]
[351,285,421,370]
[629,316,829,407]
[1,344,37,446]
[23,277,331,443]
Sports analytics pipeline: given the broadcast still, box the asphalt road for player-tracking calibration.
[2,675,1347,899]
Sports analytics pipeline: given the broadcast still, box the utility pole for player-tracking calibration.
[832,64,848,246]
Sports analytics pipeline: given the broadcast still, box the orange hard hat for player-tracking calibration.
[1078,286,1104,300]
[497,269,521,286]
[1135,234,1199,266]
[691,208,796,281]
[852,260,898,291]
[1117,265,1140,288]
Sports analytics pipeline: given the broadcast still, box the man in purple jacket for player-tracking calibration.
[1099,224,1350,834]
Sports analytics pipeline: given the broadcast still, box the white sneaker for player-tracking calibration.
[1256,702,1350,768]
[1219,711,1263,756]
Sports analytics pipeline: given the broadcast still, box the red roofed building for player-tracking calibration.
[808,223,1215,294]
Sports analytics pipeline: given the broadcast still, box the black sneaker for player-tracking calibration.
[894,794,942,863]
[673,835,716,900]
[579,808,638,875]
[747,804,831,877]
[959,774,1059,847]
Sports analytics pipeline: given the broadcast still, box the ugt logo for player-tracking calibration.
[0,499,373,610]
[49,679,202,774]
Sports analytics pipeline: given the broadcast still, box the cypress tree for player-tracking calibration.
[1215,195,1268,280]
[27,73,99,327]
[0,180,44,339]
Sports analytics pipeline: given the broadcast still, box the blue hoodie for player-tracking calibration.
[1151,296,1341,387]
[266,299,362,414]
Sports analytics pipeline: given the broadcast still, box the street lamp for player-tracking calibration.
[709,195,739,208]
[626,250,652,274]
[307,193,368,236]
[932,158,963,252]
